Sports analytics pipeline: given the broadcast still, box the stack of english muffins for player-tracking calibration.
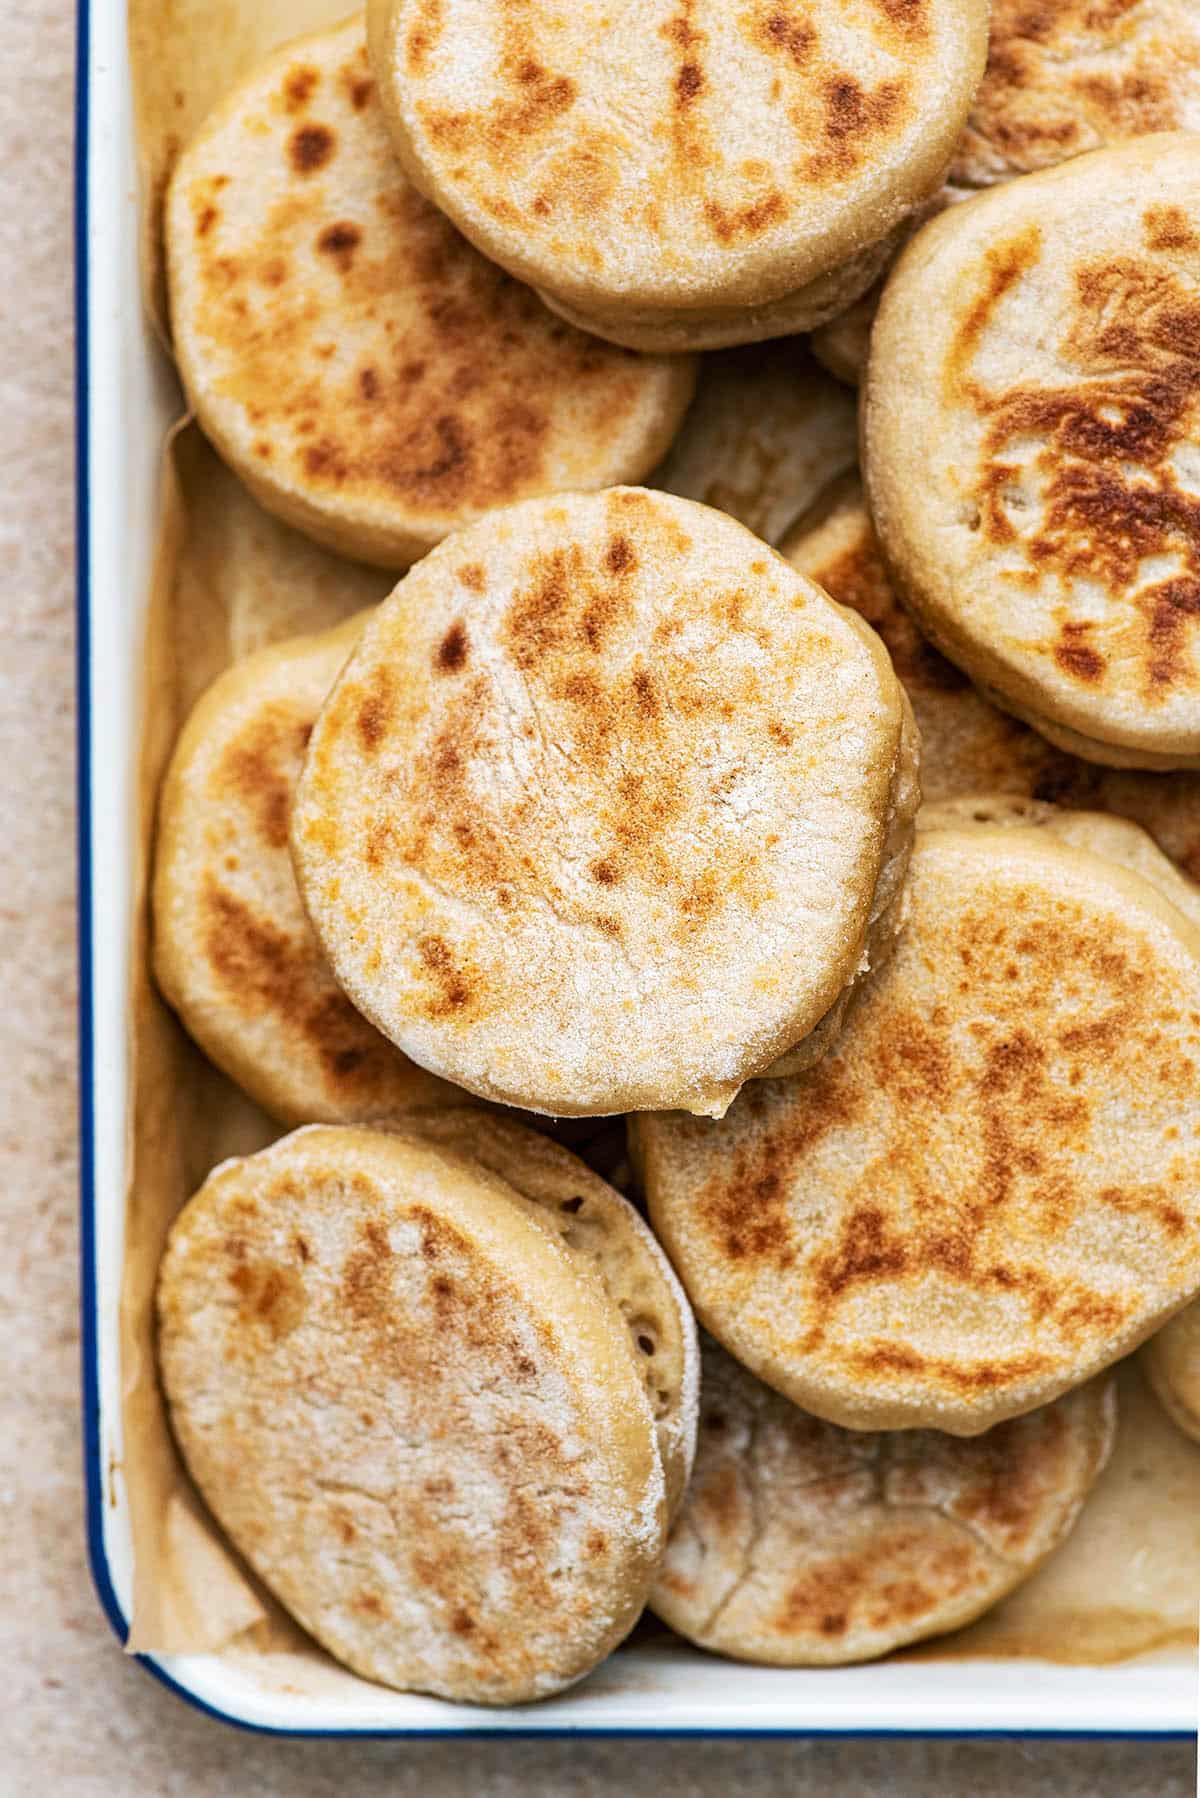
[150,4,1200,1703]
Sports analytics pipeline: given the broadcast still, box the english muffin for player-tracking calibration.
[783,475,1200,872]
[637,825,1200,1435]
[653,1338,1115,1665]
[865,135,1200,770]
[292,487,912,1118]
[1142,1302,1200,1444]
[153,614,471,1126]
[157,1125,666,1703]
[952,0,1200,188]
[651,342,857,546]
[367,0,989,352]
[395,1108,699,1517]
[165,16,695,571]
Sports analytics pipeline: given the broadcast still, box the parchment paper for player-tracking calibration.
[121,0,1199,1682]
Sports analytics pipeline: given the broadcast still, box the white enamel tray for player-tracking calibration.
[76,0,1196,1736]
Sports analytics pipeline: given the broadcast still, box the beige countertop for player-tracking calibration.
[1,2,1194,1789]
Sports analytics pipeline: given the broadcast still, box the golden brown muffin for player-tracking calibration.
[653,1337,1115,1664]
[865,136,1200,769]
[158,1125,666,1704]
[292,488,912,1118]
[637,825,1200,1434]
[368,0,989,351]
[166,17,696,569]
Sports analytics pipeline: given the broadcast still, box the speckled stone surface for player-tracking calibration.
[0,2,1194,1790]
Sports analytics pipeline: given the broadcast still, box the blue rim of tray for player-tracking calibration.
[72,0,1191,1741]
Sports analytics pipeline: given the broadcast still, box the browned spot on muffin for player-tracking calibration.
[774,1530,971,1641]
[417,933,477,1019]
[590,858,620,886]
[201,879,405,1097]
[870,1012,952,1106]
[458,562,486,592]
[752,8,818,68]
[1054,622,1107,684]
[504,543,636,668]
[867,0,929,38]
[341,1216,394,1324]
[1144,204,1200,255]
[358,366,381,401]
[631,668,660,717]
[228,1258,306,1338]
[662,0,708,139]
[436,620,470,673]
[700,1166,796,1269]
[705,189,788,243]
[1144,577,1200,690]
[680,866,721,929]
[946,226,1043,392]
[814,1203,910,1303]
[700,1070,857,1269]
[216,710,308,850]
[846,1340,1053,1392]
[302,437,350,483]
[316,221,361,271]
[419,58,576,180]
[696,1459,744,1540]
[1071,67,1173,136]
[406,0,446,73]
[283,65,319,112]
[196,203,219,238]
[1097,1181,1186,1238]
[948,1410,1062,1546]
[676,61,704,104]
[289,123,335,174]
[605,533,637,576]
[807,76,908,180]
[355,665,397,753]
